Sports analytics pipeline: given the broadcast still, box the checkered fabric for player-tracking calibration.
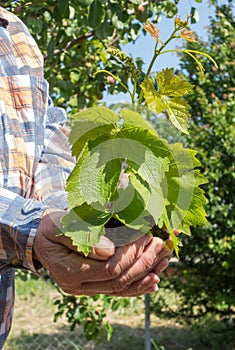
[0,7,74,348]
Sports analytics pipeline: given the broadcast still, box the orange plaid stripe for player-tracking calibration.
[0,7,74,347]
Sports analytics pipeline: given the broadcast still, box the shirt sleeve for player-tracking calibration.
[0,8,74,275]
[0,188,46,274]
[32,100,75,209]
[0,103,75,275]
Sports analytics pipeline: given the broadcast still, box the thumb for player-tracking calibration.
[88,236,115,260]
[39,209,115,259]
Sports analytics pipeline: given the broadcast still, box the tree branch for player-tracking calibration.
[44,31,95,60]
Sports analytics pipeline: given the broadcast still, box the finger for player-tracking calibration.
[42,210,151,260]
[40,209,114,257]
[80,272,160,297]
[153,257,170,275]
[88,236,115,260]
[113,237,168,284]
[56,233,154,292]
[40,209,79,254]
[76,237,166,293]
[108,272,160,297]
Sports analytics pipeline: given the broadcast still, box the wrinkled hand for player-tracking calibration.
[33,209,172,297]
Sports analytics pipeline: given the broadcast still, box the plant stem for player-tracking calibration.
[138,29,179,106]
[132,78,137,109]
[95,69,133,101]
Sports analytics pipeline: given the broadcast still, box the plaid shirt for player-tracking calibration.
[0,7,74,347]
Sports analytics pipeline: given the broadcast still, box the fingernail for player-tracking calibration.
[154,275,160,284]
[95,236,114,249]
[159,258,169,273]
[152,284,159,292]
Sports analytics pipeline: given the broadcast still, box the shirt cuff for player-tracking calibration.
[0,188,47,274]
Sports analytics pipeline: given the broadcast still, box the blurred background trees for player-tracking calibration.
[2,0,184,110]
[2,0,234,340]
[161,1,235,318]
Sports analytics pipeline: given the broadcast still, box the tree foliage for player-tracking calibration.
[4,0,233,341]
[153,1,235,319]
[2,0,182,111]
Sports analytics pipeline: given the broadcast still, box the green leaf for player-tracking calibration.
[66,143,123,208]
[95,21,114,39]
[167,143,201,176]
[118,125,171,160]
[127,145,168,224]
[129,0,142,4]
[66,144,89,207]
[31,18,43,34]
[87,0,105,28]
[66,203,112,226]
[114,188,150,232]
[120,109,157,135]
[140,79,166,114]
[77,0,93,5]
[165,97,191,134]
[127,146,169,189]
[156,68,194,97]
[162,2,177,18]
[57,0,69,17]
[70,106,119,158]
[112,14,124,30]
[141,69,194,134]
[164,170,207,230]
[61,204,111,255]
[47,38,54,59]
[64,106,208,257]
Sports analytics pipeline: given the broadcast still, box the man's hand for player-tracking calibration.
[33,209,172,297]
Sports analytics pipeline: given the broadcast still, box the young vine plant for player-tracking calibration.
[61,17,217,257]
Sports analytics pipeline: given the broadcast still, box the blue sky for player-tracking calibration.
[103,0,224,103]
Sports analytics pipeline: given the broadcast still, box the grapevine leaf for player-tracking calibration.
[66,143,123,208]
[92,127,170,226]
[140,68,194,134]
[167,143,201,176]
[66,144,89,208]
[64,106,208,257]
[118,125,171,160]
[61,204,112,255]
[64,202,112,226]
[127,145,169,224]
[158,208,182,258]
[140,78,166,114]
[154,142,208,255]
[113,187,150,232]
[120,109,157,135]
[164,170,207,230]
[128,147,169,187]
[106,180,136,214]
[70,106,119,158]
[64,227,104,256]
[164,97,191,134]
[156,68,194,97]
[129,172,168,229]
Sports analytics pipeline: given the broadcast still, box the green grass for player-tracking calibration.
[5,275,235,350]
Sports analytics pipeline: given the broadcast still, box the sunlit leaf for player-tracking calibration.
[141,69,194,133]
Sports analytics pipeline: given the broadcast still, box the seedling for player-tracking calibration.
[60,18,216,257]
